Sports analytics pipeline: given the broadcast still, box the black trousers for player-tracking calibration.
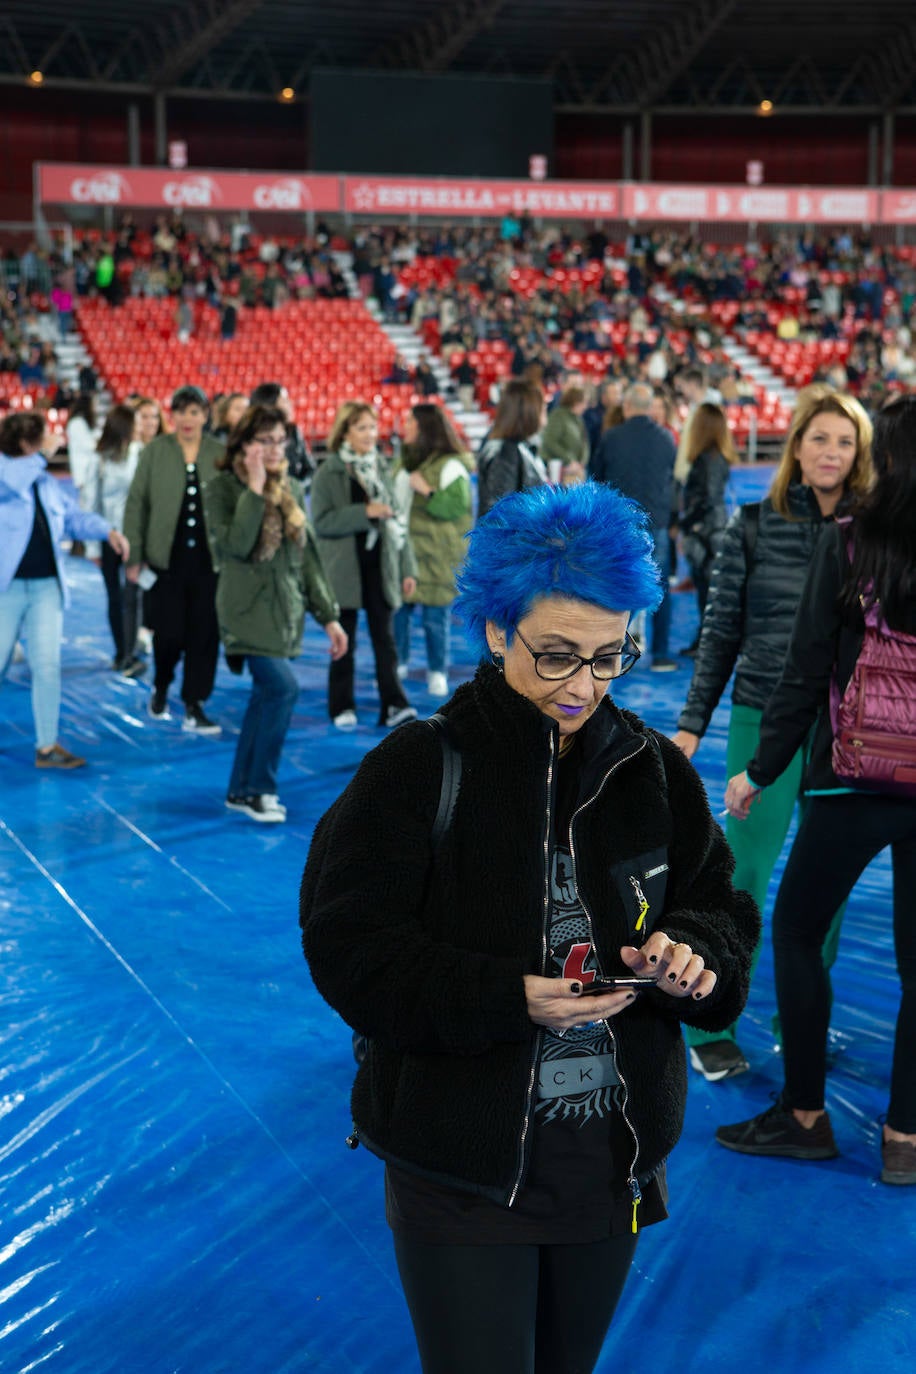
[393,1232,638,1374]
[146,568,219,703]
[100,543,141,662]
[773,792,916,1131]
[328,574,409,721]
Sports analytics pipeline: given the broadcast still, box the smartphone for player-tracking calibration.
[577,975,658,996]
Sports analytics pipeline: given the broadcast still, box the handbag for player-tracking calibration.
[830,601,916,796]
[829,524,916,797]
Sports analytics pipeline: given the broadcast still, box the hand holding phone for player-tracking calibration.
[577,975,658,996]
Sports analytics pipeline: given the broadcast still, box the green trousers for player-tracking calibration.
[685,703,845,1049]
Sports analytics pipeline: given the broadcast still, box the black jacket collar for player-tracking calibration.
[442,662,649,790]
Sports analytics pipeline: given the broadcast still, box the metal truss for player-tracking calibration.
[0,2,288,101]
[1,0,915,113]
[583,0,739,108]
[372,0,508,73]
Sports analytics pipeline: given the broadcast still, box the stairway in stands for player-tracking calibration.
[334,251,491,448]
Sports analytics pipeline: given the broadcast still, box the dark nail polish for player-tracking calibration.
[668,972,677,982]
[570,981,582,995]
[679,979,689,988]
[693,991,704,1000]
[626,992,636,1001]
[648,954,658,965]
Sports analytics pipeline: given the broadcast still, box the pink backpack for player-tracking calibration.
[830,598,916,797]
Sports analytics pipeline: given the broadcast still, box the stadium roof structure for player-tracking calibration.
[3,0,916,114]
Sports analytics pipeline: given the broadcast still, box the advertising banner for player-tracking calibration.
[37,164,340,212]
[620,182,880,223]
[342,176,619,218]
[36,164,898,225]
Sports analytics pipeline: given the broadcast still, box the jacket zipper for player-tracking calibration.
[508,732,555,1207]
[630,875,649,932]
[567,737,648,1231]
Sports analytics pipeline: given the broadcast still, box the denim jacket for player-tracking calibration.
[0,453,111,605]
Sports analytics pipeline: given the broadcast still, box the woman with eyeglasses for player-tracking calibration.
[204,406,347,824]
[301,482,758,1374]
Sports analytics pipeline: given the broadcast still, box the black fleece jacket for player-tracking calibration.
[677,485,836,737]
[301,665,759,1206]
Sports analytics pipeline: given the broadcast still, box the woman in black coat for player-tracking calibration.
[720,395,916,1186]
[301,482,758,1374]
[671,387,873,1083]
[475,378,547,518]
[678,401,737,646]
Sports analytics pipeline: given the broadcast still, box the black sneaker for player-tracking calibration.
[689,1039,750,1081]
[881,1136,916,1185]
[384,704,418,728]
[120,655,147,679]
[225,794,284,823]
[149,688,171,720]
[716,1098,839,1159]
[182,702,221,736]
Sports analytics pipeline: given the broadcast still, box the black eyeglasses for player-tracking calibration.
[514,629,641,681]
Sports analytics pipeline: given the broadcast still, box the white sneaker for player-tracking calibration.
[396,663,409,680]
[385,704,418,728]
[261,793,287,818]
[225,793,285,823]
[427,671,449,698]
[333,709,358,729]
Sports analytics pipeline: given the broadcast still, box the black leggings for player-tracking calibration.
[100,542,140,661]
[393,1232,638,1374]
[328,573,409,721]
[773,793,916,1131]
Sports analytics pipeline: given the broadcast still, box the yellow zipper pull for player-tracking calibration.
[630,876,649,931]
[630,1178,642,1233]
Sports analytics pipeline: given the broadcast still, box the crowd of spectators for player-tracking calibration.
[4,216,916,451]
[352,221,916,417]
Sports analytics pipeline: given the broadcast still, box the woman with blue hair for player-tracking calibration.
[301,482,759,1374]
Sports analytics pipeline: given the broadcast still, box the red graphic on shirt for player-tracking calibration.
[561,943,596,985]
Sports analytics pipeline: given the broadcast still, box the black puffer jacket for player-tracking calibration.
[680,448,731,572]
[301,665,759,1207]
[677,484,836,737]
[476,437,547,518]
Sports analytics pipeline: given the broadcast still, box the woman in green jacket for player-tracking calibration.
[393,403,473,698]
[541,383,590,483]
[205,405,347,823]
[310,401,418,730]
[123,385,225,732]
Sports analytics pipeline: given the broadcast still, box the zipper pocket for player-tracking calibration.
[838,730,916,774]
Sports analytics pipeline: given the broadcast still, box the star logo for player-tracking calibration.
[352,183,376,211]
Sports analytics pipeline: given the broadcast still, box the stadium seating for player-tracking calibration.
[74,296,438,443]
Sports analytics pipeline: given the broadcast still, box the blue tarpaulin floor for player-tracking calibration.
[1,466,913,1373]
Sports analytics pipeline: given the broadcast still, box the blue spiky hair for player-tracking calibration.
[455,482,664,662]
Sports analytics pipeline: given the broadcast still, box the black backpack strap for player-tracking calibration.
[351,714,462,1070]
[428,712,462,853]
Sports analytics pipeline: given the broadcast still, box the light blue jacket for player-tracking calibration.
[0,453,111,606]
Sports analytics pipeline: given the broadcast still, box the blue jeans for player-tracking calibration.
[394,603,450,675]
[650,527,672,659]
[0,576,63,749]
[228,655,299,797]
